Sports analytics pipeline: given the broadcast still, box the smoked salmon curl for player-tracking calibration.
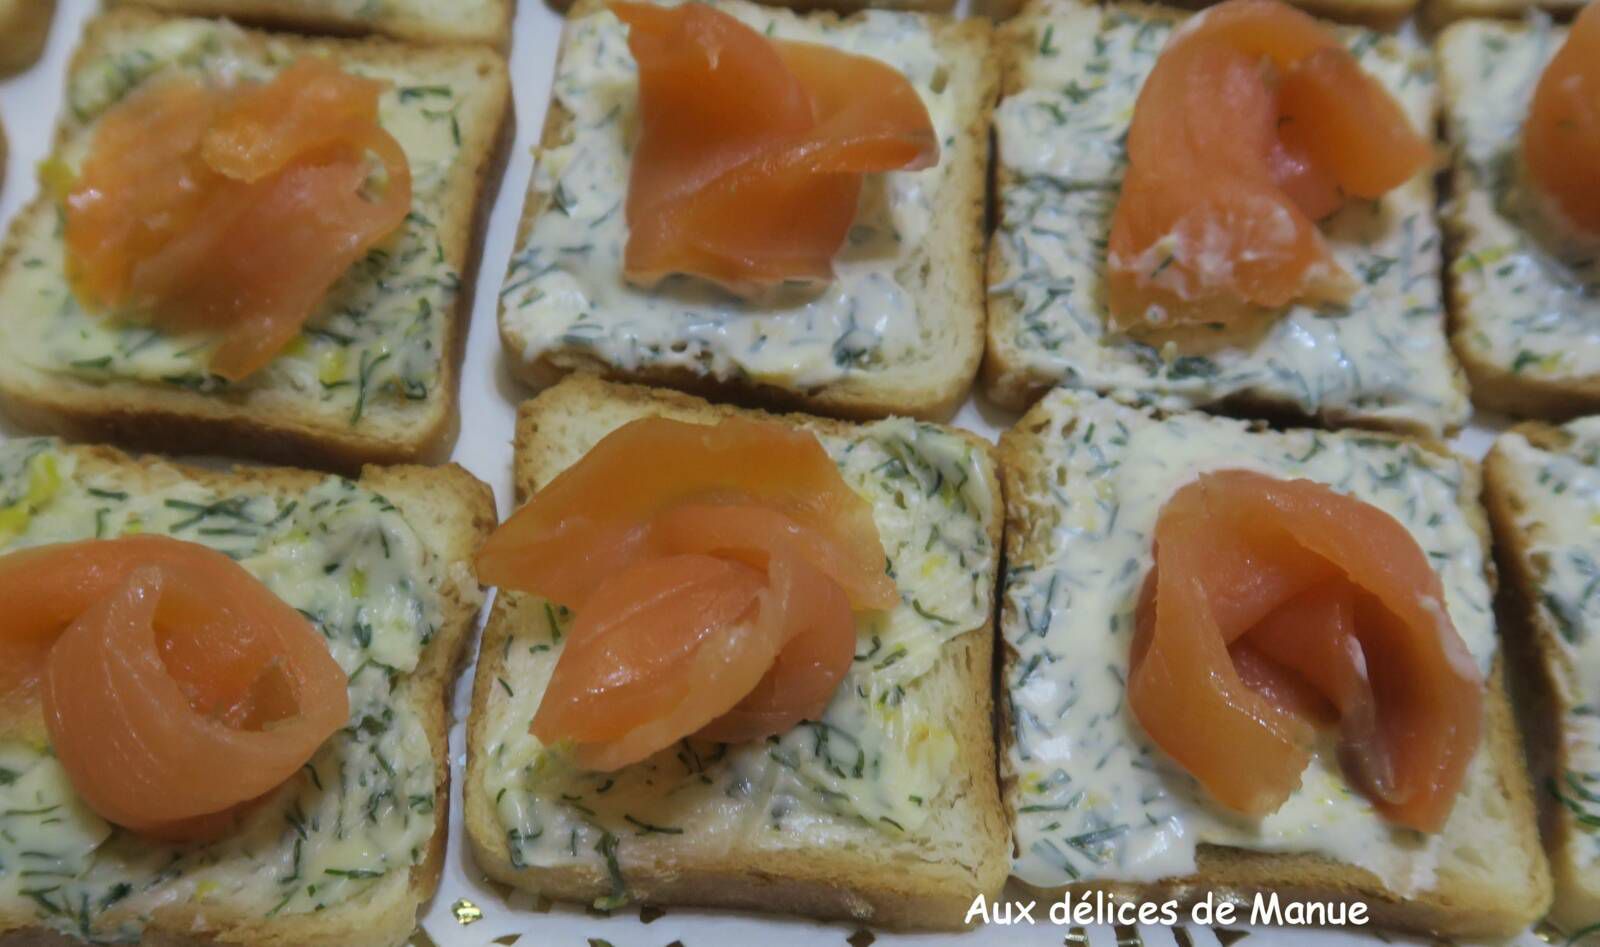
[1129,470,1482,833]
[612,1,938,297]
[64,58,411,382]
[0,536,349,841]
[475,415,894,771]
[1523,1,1600,235]
[1106,0,1431,333]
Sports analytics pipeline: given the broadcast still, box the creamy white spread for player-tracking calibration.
[0,19,476,428]
[479,418,996,904]
[0,440,446,940]
[1495,421,1600,882]
[990,0,1468,434]
[1439,18,1600,385]
[1004,389,1496,895]
[499,0,962,391]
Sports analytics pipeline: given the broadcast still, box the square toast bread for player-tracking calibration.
[497,0,995,423]
[985,0,1470,436]
[0,10,511,474]
[998,387,1550,940]
[463,374,1010,930]
[0,440,496,946]
[1437,17,1600,420]
[1485,419,1600,936]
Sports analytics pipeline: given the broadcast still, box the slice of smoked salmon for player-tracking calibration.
[0,536,348,840]
[531,553,777,770]
[693,549,855,744]
[1524,1,1600,234]
[612,1,938,297]
[479,414,893,770]
[64,59,410,382]
[1130,470,1482,832]
[476,415,896,612]
[1106,0,1431,333]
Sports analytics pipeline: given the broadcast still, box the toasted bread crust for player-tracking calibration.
[0,443,496,947]
[0,10,514,474]
[498,0,996,423]
[1485,424,1600,933]
[109,0,512,47]
[995,394,1551,940]
[462,375,1010,930]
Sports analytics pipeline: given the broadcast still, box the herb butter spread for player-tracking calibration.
[481,418,995,899]
[1494,421,1600,882]
[1438,19,1600,386]
[1003,390,1497,895]
[989,0,1467,434]
[0,18,484,428]
[0,440,445,941]
[500,0,963,392]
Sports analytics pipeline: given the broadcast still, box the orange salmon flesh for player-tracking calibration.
[0,536,349,841]
[612,1,938,298]
[1524,1,1600,234]
[1130,470,1482,833]
[63,58,411,382]
[476,415,895,771]
[1106,0,1431,333]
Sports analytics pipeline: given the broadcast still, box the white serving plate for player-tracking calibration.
[0,2,1549,945]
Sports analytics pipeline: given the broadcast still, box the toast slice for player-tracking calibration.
[497,0,995,423]
[463,375,1009,930]
[985,0,1469,436]
[110,0,513,47]
[550,0,961,11]
[0,11,512,474]
[0,438,496,946]
[0,0,55,75]
[997,388,1550,940]
[1437,18,1600,420]
[1485,419,1600,937]
[975,0,1413,27]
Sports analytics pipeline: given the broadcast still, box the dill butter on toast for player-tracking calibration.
[0,439,494,946]
[498,0,995,422]
[985,0,1468,435]
[1486,419,1600,936]
[997,387,1548,939]
[0,11,511,473]
[111,0,512,47]
[464,375,1009,929]
[1438,17,1600,419]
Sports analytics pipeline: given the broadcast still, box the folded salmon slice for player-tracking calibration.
[65,58,411,381]
[1107,0,1430,333]
[612,1,938,297]
[1129,470,1482,832]
[1524,1,1600,234]
[477,415,892,770]
[0,537,349,840]
[477,415,897,611]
